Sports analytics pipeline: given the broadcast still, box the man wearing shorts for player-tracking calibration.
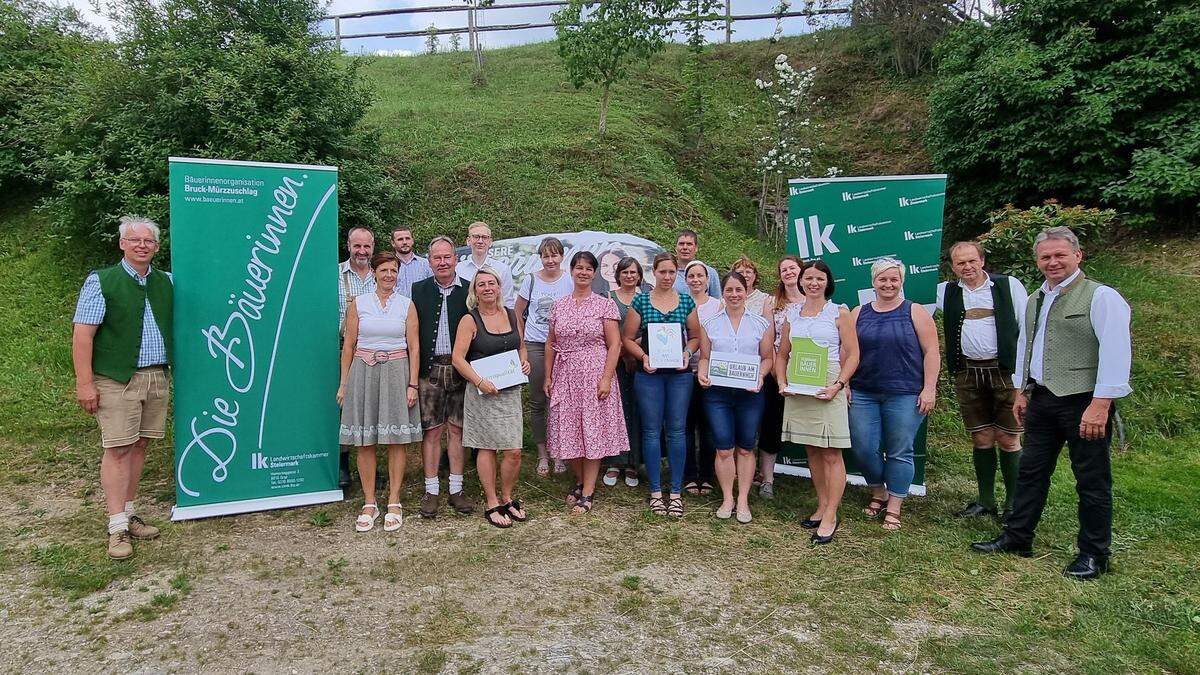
[72,216,173,560]
[936,241,1028,521]
[411,236,474,518]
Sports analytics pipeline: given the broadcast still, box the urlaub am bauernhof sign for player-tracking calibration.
[169,157,342,520]
[781,174,946,495]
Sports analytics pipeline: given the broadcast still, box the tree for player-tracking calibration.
[448,31,462,51]
[851,0,956,76]
[425,23,440,54]
[553,0,679,140]
[927,0,1200,233]
[28,0,404,244]
[680,0,725,146]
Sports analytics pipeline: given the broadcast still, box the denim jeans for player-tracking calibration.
[848,389,925,498]
[634,369,693,494]
[703,386,766,450]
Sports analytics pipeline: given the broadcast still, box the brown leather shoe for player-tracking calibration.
[419,492,440,519]
[447,490,475,514]
[127,515,160,540]
[108,530,133,560]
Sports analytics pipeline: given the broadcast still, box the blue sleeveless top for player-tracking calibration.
[851,300,924,395]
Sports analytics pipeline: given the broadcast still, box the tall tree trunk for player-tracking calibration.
[598,81,611,140]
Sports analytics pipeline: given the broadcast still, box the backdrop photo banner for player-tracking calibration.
[780,174,947,495]
[168,157,342,520]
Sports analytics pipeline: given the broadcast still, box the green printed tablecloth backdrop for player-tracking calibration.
[779,174,946,495]
[169,157,342,520]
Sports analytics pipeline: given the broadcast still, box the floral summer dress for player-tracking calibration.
[545,293,630,460]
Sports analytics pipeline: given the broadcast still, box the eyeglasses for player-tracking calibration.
[122,237,159,247]
[469,234,492,241]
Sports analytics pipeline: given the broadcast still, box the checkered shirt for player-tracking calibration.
[73,259,170,368]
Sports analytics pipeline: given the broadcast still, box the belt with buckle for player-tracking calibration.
[355,348,408,366]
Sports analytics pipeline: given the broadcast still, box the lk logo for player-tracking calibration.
[251,452,269,470]
[794,215,840,258]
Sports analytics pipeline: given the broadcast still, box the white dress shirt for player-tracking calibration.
[456,255,515,309]
[936,274,1029,387]
[1013,269,1132,399]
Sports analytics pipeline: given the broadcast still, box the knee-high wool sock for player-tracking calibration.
[973,446,998,509]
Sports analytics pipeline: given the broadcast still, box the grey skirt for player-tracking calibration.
[462,384,524,450]
[339,357,423,446]
[780,365,850,449]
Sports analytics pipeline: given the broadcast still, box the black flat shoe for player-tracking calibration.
[337,453,351,489]
[970,533,1033,557]
[800,517,821,529]
[811,519,839,545]
[1063,554,1109,580]
[955,501,997,518]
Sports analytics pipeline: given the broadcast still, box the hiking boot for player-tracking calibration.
[108,530,133,560]
[420,492,440,519]
[127,515,160,540]
[448,490,475,514]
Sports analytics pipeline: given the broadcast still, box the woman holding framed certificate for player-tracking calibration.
[621,253,701,517]
[775,260,860,544]
[697,272,774,523]
[452,267,532,529]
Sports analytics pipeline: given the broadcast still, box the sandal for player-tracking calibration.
[602,468,620,487]
[667,496,685,517]
[698,481,715,495]
[502,499,527,522]
[882,509,902,531]
[648,495,667,516]
[566,483,584,506]
[383,503,403,532]
[536,457,550,477]
[572,494,594,515]
[355,503,379,532]
[484,505,512,529]
[863,496,888,519]
[553,460,567,474]
[684,481,701,495]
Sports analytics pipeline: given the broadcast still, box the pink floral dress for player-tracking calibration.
[546,293,630,460]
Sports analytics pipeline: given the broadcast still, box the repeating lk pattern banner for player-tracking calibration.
[781,174,947,495]
[169,157,342,520]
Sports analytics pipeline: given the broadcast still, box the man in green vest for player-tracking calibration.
[935,241,1028,522]
[972,227,1132,580]
[72,216,173,560]
[411,236,474,519]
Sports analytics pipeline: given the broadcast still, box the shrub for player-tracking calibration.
[977,201,1118,286]
[927,0,1200,235]
[32,0,403,247]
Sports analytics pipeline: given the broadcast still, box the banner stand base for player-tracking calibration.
[772,465,926,497]
[171,490,345,521]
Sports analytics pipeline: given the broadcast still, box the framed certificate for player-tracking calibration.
[470,349,528,394]
[708,351,760,390]
[785,337,829,395]
[647,322,684,370]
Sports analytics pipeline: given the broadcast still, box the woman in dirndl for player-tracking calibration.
[338,251,423,533]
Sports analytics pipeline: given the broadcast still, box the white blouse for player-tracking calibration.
[355,291,411,351]
[787,300,844,363]
[703,309,770,356]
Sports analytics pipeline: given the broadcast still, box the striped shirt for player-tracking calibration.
[339,259,377,327]
[73,259,170,368]
[395,253,433,298]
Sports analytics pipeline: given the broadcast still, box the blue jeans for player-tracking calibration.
[848,389,925,498]
[703,387,766,450]
[634,370,693,494]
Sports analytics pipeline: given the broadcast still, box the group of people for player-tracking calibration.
[73,217,1131,581]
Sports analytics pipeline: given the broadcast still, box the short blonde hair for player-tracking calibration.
[870,258,905,283]
[466,266,503,310]
[468,221,491,237]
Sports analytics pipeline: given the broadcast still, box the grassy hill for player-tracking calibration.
[0,31,1198,672]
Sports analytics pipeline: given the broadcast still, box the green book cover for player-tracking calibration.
[787,337,828,392]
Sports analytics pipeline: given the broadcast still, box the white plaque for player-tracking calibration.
[708,351,761,390]
[469,349,528,393]
[647,322,684,370]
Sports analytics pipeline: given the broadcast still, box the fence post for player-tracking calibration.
[725,0,731,43]
[334,16,342,51]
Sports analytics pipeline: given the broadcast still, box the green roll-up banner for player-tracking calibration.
[779,174,946,495]
[168,157,342,520]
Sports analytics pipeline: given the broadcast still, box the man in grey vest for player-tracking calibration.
[72,216,172,560]
[936,241,1028,521]
[972,227,1131,580]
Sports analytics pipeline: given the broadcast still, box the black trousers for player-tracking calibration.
[1004,386,1114,557]
[684,385,715,483]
